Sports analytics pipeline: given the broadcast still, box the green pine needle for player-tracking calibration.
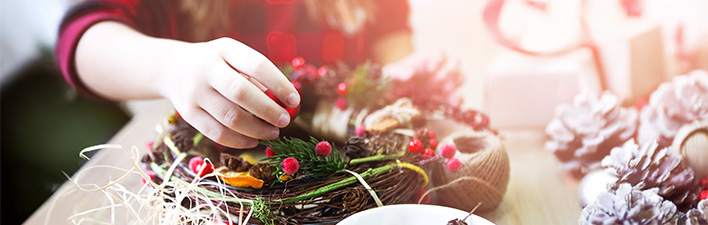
[260,137,345,179]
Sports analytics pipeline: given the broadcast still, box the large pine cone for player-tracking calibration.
[638,70,708,148]
[579,183,678,225]
[546,92,638,178]
[602,140,701,211]
[686,199,708,225]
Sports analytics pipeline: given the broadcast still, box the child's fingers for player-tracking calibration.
[199,89,279,140]
[208,63,291,128]
[185,108,259,149]
[216,38,300,108]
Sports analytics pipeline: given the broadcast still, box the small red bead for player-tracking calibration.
[429,138,438,149]
[427,130,436,139]
[415,189,431,204]
[440,144,456,159]
[318,66,328,76]
[408,139,424,154]
[146,141,154,149]
[447,158,462,172]
[266,147,277,157]
[315,141,332,157]
[701,177,708,189]
[700,190,708,200]
[282,157,300,175]
[355,126,366,136]
[291,57,305,70]
[336,98,348,110]
[188,156,204,174]
[337,82,348,96]
[424,148,435,157]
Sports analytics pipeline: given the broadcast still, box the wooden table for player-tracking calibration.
[24,101,582,225]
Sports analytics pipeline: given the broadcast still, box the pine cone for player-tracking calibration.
[602,140,701,211]
[249,163,277,184]
[686,199,708,225]
[546,92,638,178]
[220,153,252,172]
[638,70,708,148]
[343,136,373,159]
[579,183,678,225]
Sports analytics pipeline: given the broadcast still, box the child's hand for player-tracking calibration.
[159,37,300,149]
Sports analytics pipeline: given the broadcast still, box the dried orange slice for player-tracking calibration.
[215,167,264,188]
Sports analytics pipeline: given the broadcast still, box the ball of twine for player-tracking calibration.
[429,124,510,212]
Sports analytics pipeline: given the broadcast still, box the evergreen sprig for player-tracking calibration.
[260,136,345,178]
[345,62,390,109]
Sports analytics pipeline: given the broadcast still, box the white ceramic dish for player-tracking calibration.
[338,204,496,225]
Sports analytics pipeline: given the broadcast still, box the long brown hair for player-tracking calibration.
[178,0,375,41]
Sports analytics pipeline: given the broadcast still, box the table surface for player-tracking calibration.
[24,101,582,225]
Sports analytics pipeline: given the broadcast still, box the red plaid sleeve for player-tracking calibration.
[55,0,179,100]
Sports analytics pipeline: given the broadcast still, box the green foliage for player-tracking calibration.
[261,137,345,178]
[252,196,275,225]
[345,62,390,109]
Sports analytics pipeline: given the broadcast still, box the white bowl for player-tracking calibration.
[338,204,496,225]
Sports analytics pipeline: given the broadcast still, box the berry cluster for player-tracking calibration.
[264,140,334,176]
[407,129,462,172]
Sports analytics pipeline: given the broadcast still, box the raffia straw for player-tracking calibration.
[54,144,254,225]
[343,169,384,207]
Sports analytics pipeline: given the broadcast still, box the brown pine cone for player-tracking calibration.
[546,92,638,178]
[638,70,708,148]
[686,199,708,225]
[602,140,701,211]
[579,183,678,225]
[249,163,277,184]
[220,153,251,172]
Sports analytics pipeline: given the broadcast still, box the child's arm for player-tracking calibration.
[76,21,300,149]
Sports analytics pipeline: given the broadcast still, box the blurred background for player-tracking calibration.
[2,0,707,224]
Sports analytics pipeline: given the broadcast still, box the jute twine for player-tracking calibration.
[307,101,510,212]
[428,120,510,212]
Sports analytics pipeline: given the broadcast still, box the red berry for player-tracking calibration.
[415,189,431,204]
[408,139,423,154]
[701,190,708,200]
[440,144,456,159]
[146,141,154,149]
[197,163,215,177]
[315,141,332,157]
[336,98,348,110]
[188,156,204,174]
[265,147,277,157]
[701,178,708,189]
[447,158,462,172]
[429,138,438,149]
[291,57,305,69]
[318,66,328,76]
[423,148,435,157]
[141,171,156,184]
[337,82,348,96]
[265,90,300,120]
[355,126,366,136]
[427,130,436,139]
[281,157,299,175]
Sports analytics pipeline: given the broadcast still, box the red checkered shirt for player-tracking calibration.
[56,0,411,99]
